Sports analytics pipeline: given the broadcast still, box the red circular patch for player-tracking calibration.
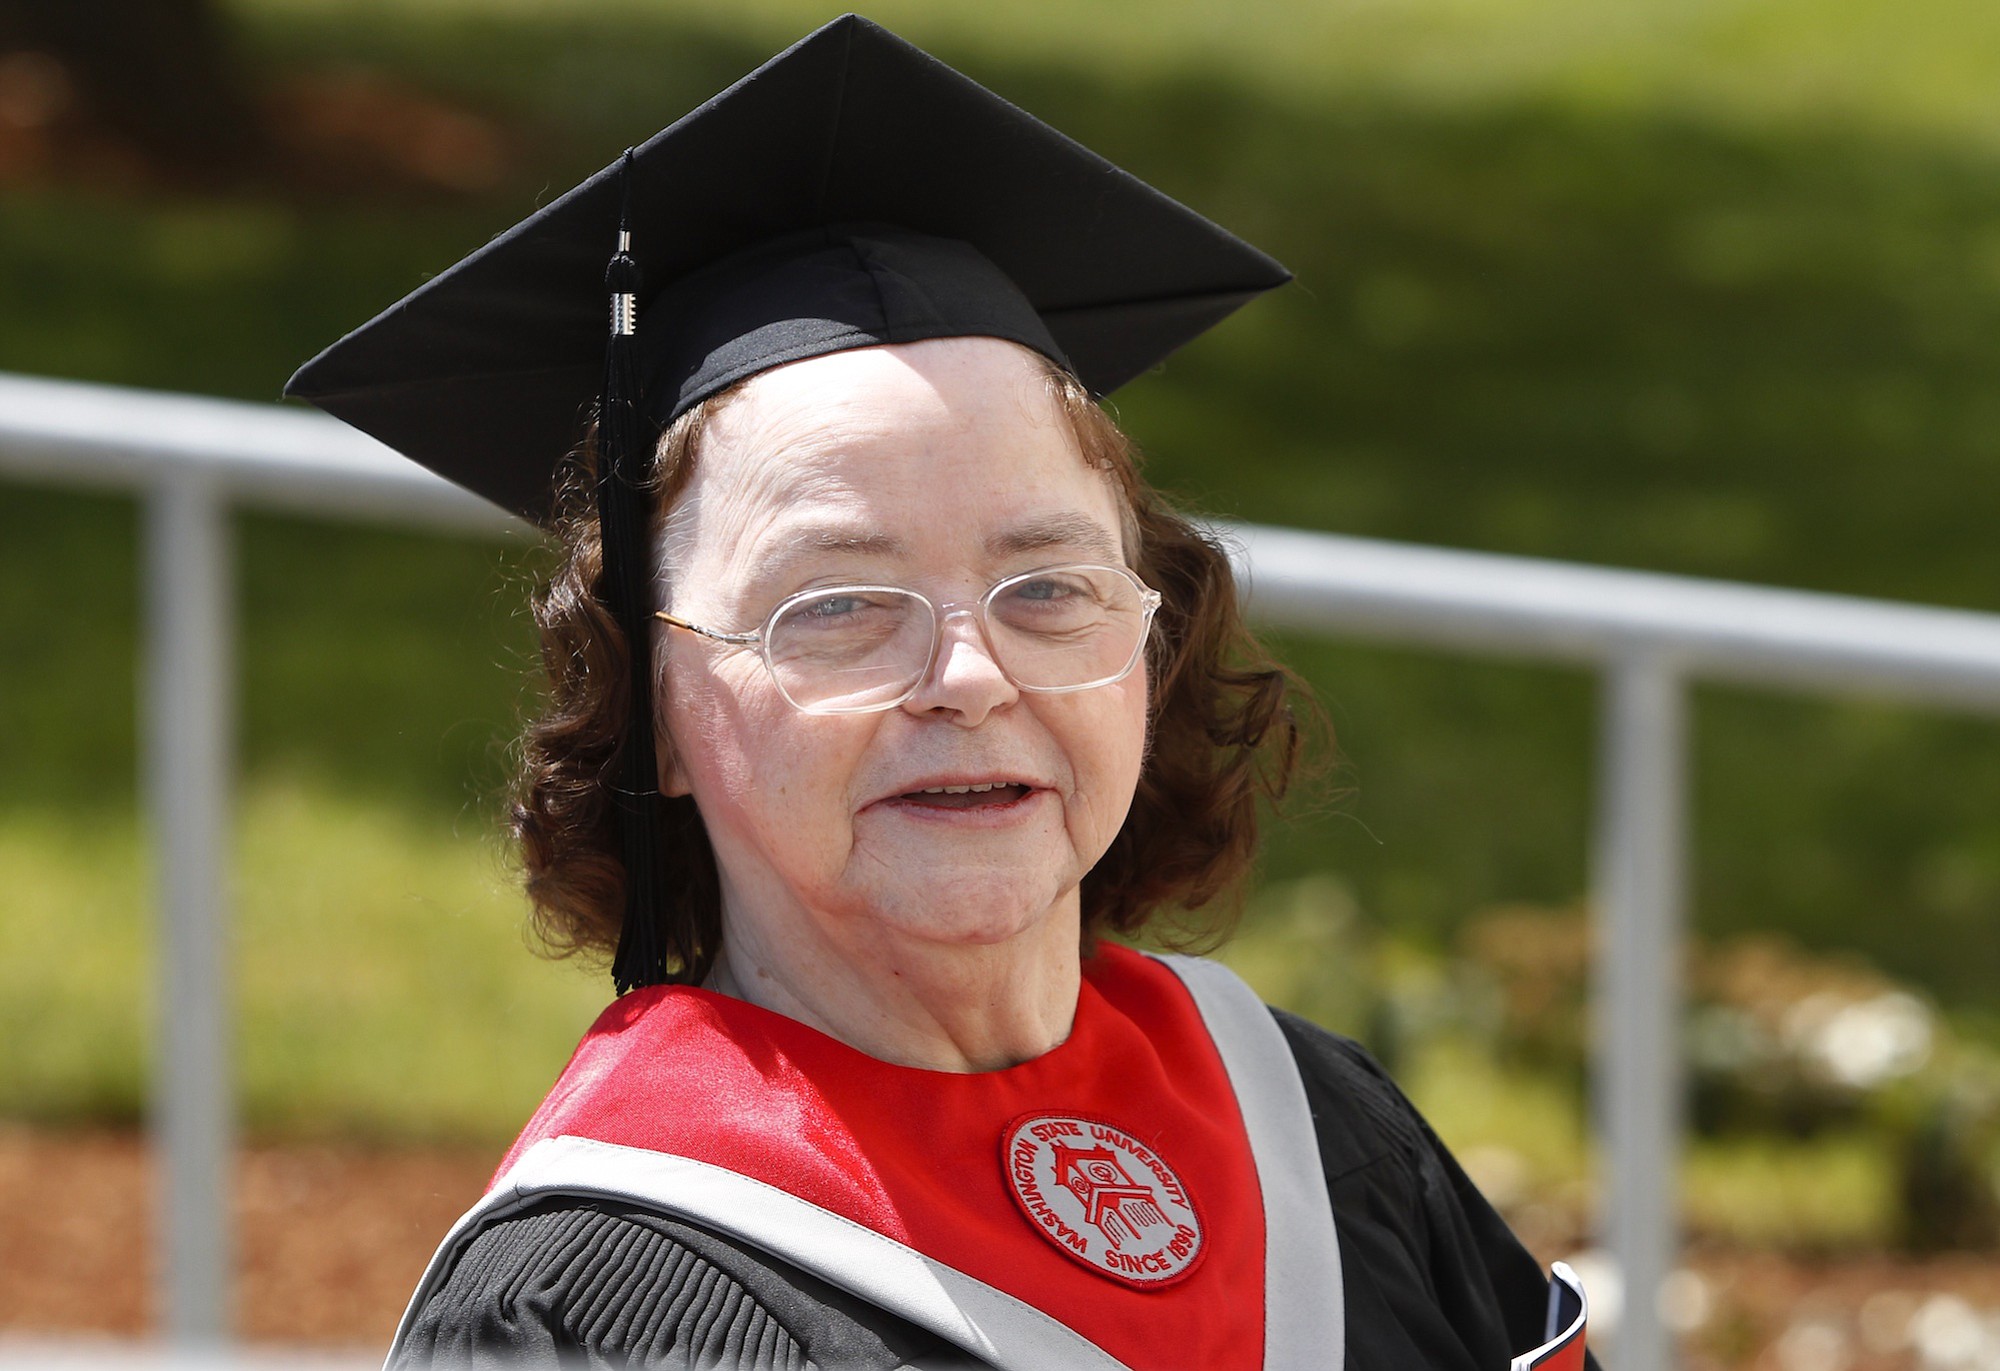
[1000,1113,1205,1287]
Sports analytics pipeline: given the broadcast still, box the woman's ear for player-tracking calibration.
[656,704,691,796]
[659,744,690,797]
[653,655,691,796]
[651,627,692,796]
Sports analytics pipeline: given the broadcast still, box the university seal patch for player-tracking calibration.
[1001,1113,1205,1287]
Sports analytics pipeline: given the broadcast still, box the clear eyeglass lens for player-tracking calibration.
[766,587,933,712]
[763,566,1150,712]
[984,566,1148,690]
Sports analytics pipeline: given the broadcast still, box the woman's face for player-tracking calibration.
[655,337,1148,962]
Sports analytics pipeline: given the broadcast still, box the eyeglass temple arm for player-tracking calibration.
[653,610,761,645]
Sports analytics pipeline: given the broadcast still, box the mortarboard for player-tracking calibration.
[284,14,1290,990]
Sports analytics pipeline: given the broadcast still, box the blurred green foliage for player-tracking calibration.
[0,776,604,1140]
[3,0,2000,1155]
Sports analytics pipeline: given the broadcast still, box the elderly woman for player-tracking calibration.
[291,18,1593,1371]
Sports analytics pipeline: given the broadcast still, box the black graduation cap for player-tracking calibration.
[283,13,1290,991]
[284,13,1289,523]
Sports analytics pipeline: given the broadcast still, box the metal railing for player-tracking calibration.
[7,369,2000,1371]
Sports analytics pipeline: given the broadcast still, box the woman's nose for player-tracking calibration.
[901,607,1018,725]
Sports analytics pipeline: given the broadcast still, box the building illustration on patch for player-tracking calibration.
[1051,1142,1173,1248]
[1003,1113,1204,1286]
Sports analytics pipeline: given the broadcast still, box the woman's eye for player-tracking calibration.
[799,594,867,619]
[1010,576,1080,603]
[778,589,909,633]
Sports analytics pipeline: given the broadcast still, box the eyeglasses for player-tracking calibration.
[655,563,1162,715]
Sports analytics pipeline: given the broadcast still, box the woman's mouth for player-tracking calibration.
[895,781,1033,810]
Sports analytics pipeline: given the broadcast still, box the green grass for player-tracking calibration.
[0,777,604,1142]
[0,812,148,1122]
[1683,1132,1898,1250]
[5,0,2000,1148]
[233,779,604,1141]
[236,0,2000,155]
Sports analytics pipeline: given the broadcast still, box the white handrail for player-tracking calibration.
[0,372,516,534]
[9,372,1997,704]
[1231,521,2000,710]
[6,368,1999,1370]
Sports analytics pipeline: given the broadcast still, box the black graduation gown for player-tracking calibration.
[393,1010,1604,1370]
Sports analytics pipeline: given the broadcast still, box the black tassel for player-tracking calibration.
[597,151,670,993]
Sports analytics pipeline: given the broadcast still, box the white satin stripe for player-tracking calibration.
[387,956,1342,1370]
[386,1134,1132,1371]
[1156,954,1346,1371]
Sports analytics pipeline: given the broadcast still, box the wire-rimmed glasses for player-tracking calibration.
[655,563,1162,715]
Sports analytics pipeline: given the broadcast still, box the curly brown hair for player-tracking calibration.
[511,351,1306,985]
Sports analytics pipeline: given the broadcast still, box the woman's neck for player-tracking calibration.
[705,905,1082,1073]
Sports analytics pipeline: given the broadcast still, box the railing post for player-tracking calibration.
[144,472,234,1346]
[1591,649,1687,1371]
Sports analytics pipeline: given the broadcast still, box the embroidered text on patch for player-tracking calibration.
[1001,1113,1204,1287]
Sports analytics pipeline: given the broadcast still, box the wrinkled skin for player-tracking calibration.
[654,337,1148,1071]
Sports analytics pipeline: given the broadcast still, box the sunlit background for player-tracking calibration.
[3,1,2000,1366]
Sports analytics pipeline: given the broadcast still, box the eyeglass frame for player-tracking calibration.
[653,562,1164,715]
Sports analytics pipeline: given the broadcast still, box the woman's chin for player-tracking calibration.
[849,878,1079,954]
